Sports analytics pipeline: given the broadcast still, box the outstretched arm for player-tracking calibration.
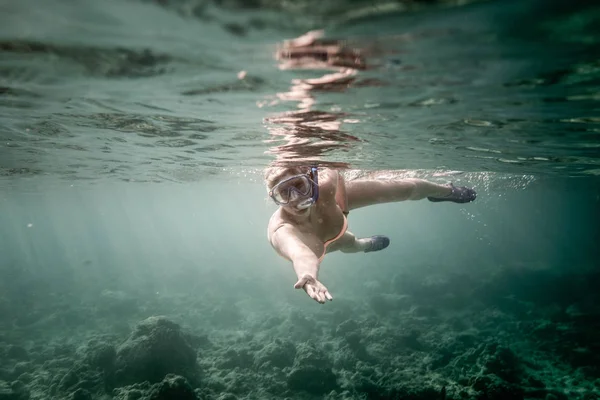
[270,225,333,303]
[346,178,475,210]
[346,178,448,210]
[270,225,320,281]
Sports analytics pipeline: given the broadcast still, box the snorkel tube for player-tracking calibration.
[310,166,319,203]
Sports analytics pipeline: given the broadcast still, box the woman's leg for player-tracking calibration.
[345,178,452,210]
[329,231,369,253]
[327,231,389,254]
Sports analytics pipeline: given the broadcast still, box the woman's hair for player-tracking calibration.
[264,166,305,190]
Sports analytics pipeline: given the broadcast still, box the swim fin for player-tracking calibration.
[364,235,390,253]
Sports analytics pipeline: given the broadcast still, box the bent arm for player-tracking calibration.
[346,178,452,210]
[270,225,320,281]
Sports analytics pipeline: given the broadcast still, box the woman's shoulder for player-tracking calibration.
[319,168,339,184]
[267,209,299,233]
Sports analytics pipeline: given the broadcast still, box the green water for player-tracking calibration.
[1,0,599,399]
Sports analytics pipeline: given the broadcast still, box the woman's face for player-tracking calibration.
[268,167,317,211]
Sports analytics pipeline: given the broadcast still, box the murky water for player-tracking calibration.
[1,0,600,399]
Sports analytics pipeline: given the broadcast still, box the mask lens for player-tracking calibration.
[272,190,287,203]
[271,175,312,204]
[291,178,310,194]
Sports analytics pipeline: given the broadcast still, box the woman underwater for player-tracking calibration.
[265,166,476,304]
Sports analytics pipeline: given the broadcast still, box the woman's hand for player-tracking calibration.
[428,183,477,203]
[294,274,333,304]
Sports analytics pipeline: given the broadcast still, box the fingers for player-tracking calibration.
[318,289,333,303]
[316,290,333,303]
[304,285,324,304]
[294,276,333,304]
[315,290,326,304]
[305,284,316,298]
[305,285,333,304]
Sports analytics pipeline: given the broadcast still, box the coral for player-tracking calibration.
[286,342,338,395]
[114,317,198,386]
[78,340,117,372]
[112,374,197,400]
[71,388,93,400]
[471,374,524,400]
[484,346,522,384]
[0,380,30,400]
[5,346,29,361]
[254,339,296,369]
[216,348,254,369]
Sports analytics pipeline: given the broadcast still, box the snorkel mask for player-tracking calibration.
[269,167,319,210]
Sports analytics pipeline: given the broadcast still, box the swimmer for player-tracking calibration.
[265,166,476,304]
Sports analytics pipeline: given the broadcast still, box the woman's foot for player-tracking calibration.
[364,235,390,253]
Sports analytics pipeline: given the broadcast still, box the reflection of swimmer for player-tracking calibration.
[276,30,366,71]
[265,166,476,304]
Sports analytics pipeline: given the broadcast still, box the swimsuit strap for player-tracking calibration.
[318,214,348,263]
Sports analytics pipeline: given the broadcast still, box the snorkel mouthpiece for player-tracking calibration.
[295,198,314,210]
